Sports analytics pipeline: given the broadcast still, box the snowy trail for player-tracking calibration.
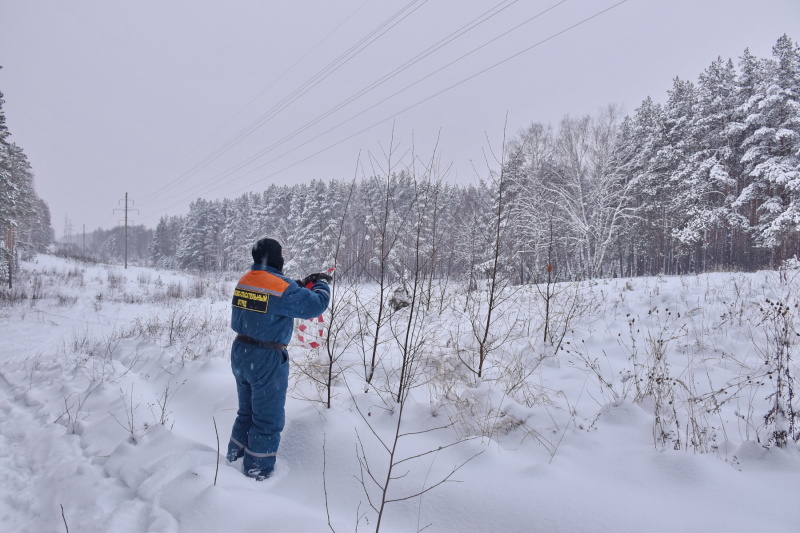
[0,338,330,532]
[0,359,169,532]
[0,371,36,530]
[0,368,101,531]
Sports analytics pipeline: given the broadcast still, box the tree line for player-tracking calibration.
[0,85,53,284]
[68,35,800,283]
[59,223,153,265]
[144,36,799,282]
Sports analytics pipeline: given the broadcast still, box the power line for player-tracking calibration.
[149,0,567,207]
[224,0,631,197]
[139,0,427,204]
[145,0,555,211]
[144,0,629,221]
[138,0,374,205]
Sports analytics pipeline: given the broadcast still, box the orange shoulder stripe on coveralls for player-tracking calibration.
[235,270,290,297]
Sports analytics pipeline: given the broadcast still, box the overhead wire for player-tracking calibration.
[224,0,631,196]
[141,0,421,204]
[138,0,427,205]
[144,0,629,221]
[150,0,567,208]
[148,0,524,208]
[138,0,374,204]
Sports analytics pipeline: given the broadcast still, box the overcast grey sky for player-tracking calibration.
[1,0,798,235]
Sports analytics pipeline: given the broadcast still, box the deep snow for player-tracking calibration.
[1,255,799,532]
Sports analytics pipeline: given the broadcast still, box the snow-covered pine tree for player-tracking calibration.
[0,89,54,281]
[670,57,739,271]
[221,193,258,273]
[657,77,699,273]
[176,199,223,271]
[617,97,666,275]
[737,35,800,262]
[294,179,338,275]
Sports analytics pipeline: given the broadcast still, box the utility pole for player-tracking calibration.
[64,215,73,245]
[82,224,86,258]
[114,193,138,269]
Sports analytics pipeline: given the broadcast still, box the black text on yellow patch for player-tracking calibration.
[232,288,269,313]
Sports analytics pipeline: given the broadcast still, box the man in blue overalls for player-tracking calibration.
[227,237,331,480]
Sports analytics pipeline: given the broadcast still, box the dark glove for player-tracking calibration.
[302,272,333,287]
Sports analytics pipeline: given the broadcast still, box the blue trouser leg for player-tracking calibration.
[227,342,289,479]
[227,377,251,461]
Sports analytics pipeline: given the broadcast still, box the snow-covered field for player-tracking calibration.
[1,255,799,532]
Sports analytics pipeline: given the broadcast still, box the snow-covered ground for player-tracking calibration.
[1,255,799,532]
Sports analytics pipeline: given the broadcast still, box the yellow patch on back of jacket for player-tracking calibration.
[231,270,289,313]
[232,288,270,313]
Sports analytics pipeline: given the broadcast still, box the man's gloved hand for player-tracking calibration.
[302,272,333,287]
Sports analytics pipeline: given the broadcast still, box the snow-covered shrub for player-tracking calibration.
[780,256,800,271]
[388,283,411,311]
[106,268,126,290]
[29,271,44,301]
[167,280,183,299]
[189,275,206,298]
[137,270,152,285]
[124,303,229,365]
[755,298,800,447]
[533,278,598,356]
[0,279,28,307]
[55,293,78,307]
[439,380,531,440]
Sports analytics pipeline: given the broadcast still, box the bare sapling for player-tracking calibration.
[291,178,359,408]
[53,384,101,434]
[531,210,594,357]
[462,119,524,379]
[360,131,416,385]
[421,151,451,314]
[322,177,358,408]
[392,145,441,403]
[109,384,141,443]
[474,127,511,379]
[349,381,480,533]
[347,165,481,529]
[148,378,185,429]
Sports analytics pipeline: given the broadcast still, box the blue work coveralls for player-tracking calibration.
[227,263,330,479]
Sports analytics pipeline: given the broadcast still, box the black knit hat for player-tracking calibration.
[252,238,284,271]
